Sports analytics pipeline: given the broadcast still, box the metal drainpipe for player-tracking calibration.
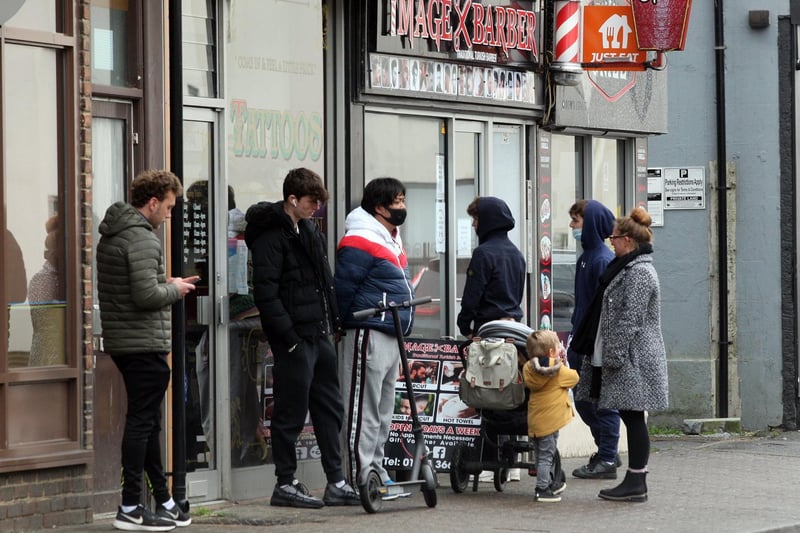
[714,0,729,418]
[168,0,189,510]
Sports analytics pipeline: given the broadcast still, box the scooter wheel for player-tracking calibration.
[359,470,384,514]
[449,445,469,493]
[420,463,438,508]
[493,468,509,492]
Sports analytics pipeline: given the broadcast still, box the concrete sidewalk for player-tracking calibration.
[49,431,800,533]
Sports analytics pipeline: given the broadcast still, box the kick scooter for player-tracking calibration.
[351,296,438,513]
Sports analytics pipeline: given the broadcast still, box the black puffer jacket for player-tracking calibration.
[244,201,340,347]
[96,202,180,355]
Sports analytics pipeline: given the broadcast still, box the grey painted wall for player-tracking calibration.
[648,2,787,430]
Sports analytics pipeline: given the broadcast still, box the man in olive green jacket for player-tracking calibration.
[97,170,198,532]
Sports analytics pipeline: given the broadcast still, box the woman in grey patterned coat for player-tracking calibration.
[573,206,668,503]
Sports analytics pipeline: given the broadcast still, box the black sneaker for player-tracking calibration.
[550,479,567,495]
[112,505,176,532]
[572,454,618,479]
[535,486,561,503]
[271,480,324,509]
[323,482,360,506]
[155,503,192,527]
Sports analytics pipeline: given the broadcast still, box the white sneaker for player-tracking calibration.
[478,470,494,482]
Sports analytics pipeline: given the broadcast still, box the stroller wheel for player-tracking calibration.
[449,445,469,493]
[493,468,509,492]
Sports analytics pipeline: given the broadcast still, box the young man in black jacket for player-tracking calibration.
[245,167,358,509]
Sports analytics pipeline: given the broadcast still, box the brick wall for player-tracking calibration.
[0,466,93,530]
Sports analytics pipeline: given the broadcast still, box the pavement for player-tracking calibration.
[48,430,800,533]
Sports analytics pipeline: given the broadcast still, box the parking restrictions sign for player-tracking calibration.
[663,167,705,209]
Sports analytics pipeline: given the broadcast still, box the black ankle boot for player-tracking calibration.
[598,471,647,502]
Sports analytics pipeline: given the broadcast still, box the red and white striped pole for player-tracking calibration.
[551,0,583,85]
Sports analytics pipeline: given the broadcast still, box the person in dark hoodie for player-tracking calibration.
[457,196,526,339]
[244,167,358,509]
[566,199,622,480]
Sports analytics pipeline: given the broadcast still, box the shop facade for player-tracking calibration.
[0,0,682,528]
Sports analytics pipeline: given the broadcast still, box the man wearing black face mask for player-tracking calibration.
[334,177,415,490]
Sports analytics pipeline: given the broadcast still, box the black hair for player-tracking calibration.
[360,177,406,215]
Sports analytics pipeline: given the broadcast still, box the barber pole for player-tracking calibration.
[554,0,580,64]
[551,0,583,84]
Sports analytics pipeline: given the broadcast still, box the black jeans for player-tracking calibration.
[270,336,345,486]
[112,353,172,507]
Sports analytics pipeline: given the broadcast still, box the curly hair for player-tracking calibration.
[130,170,183,208]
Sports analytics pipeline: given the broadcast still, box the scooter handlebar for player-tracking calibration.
[351,296,433,320]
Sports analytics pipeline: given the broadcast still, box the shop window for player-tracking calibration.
[183,0,217,98]
[6,0,58,33]
[90,0,141,88]
[546,134,628,335]
[591,138,624,215]
[364,112,444,338]
[0,36,82,466]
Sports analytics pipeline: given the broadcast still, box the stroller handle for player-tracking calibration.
[351,296,433,320]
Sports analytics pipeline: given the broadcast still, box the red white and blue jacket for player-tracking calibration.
[334,207,414,336]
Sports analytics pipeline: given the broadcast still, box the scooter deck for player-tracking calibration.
[380,480,422,500]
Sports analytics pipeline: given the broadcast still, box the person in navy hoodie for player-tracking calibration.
[457,196,526,339]
[335,177,414,489]
[566,199,622,480]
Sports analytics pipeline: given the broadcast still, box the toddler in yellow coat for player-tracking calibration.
[523,330,579,502]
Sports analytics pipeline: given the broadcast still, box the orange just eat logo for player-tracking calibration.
[582,5,646,70]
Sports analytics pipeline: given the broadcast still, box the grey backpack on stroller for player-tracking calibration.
[459,322,530,410]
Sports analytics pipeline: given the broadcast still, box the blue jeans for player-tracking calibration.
[574,399,620,463]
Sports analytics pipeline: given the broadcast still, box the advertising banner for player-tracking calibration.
[384,339,481,473]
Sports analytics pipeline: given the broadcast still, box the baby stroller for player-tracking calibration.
[449,320,565,493]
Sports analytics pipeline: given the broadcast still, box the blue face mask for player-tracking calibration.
[572,229,582,242]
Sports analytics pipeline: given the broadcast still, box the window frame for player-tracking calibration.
[0,1,90,472]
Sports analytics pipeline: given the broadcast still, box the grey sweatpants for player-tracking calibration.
[340,328,400,486]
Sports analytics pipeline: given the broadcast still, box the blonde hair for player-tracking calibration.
[526,329,560,360]
[616,206,653,246]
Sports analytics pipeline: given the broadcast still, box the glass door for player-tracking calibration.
[451,121,483,336]
[182,107,222,502]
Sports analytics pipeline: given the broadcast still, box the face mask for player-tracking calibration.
[572,229,582,241]
[384,207,407,227]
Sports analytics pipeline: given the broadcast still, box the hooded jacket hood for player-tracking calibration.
[244,201,291,247]
[476,196,515,243]
[98,202,152,238]
[580,200,615,251]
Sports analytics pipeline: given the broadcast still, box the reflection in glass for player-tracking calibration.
[5,44,63,368]
[365,113,443,338]
[28,215,66,366]
[550,134,581,334]
[592,138,622,215]
[183,172,215,470]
